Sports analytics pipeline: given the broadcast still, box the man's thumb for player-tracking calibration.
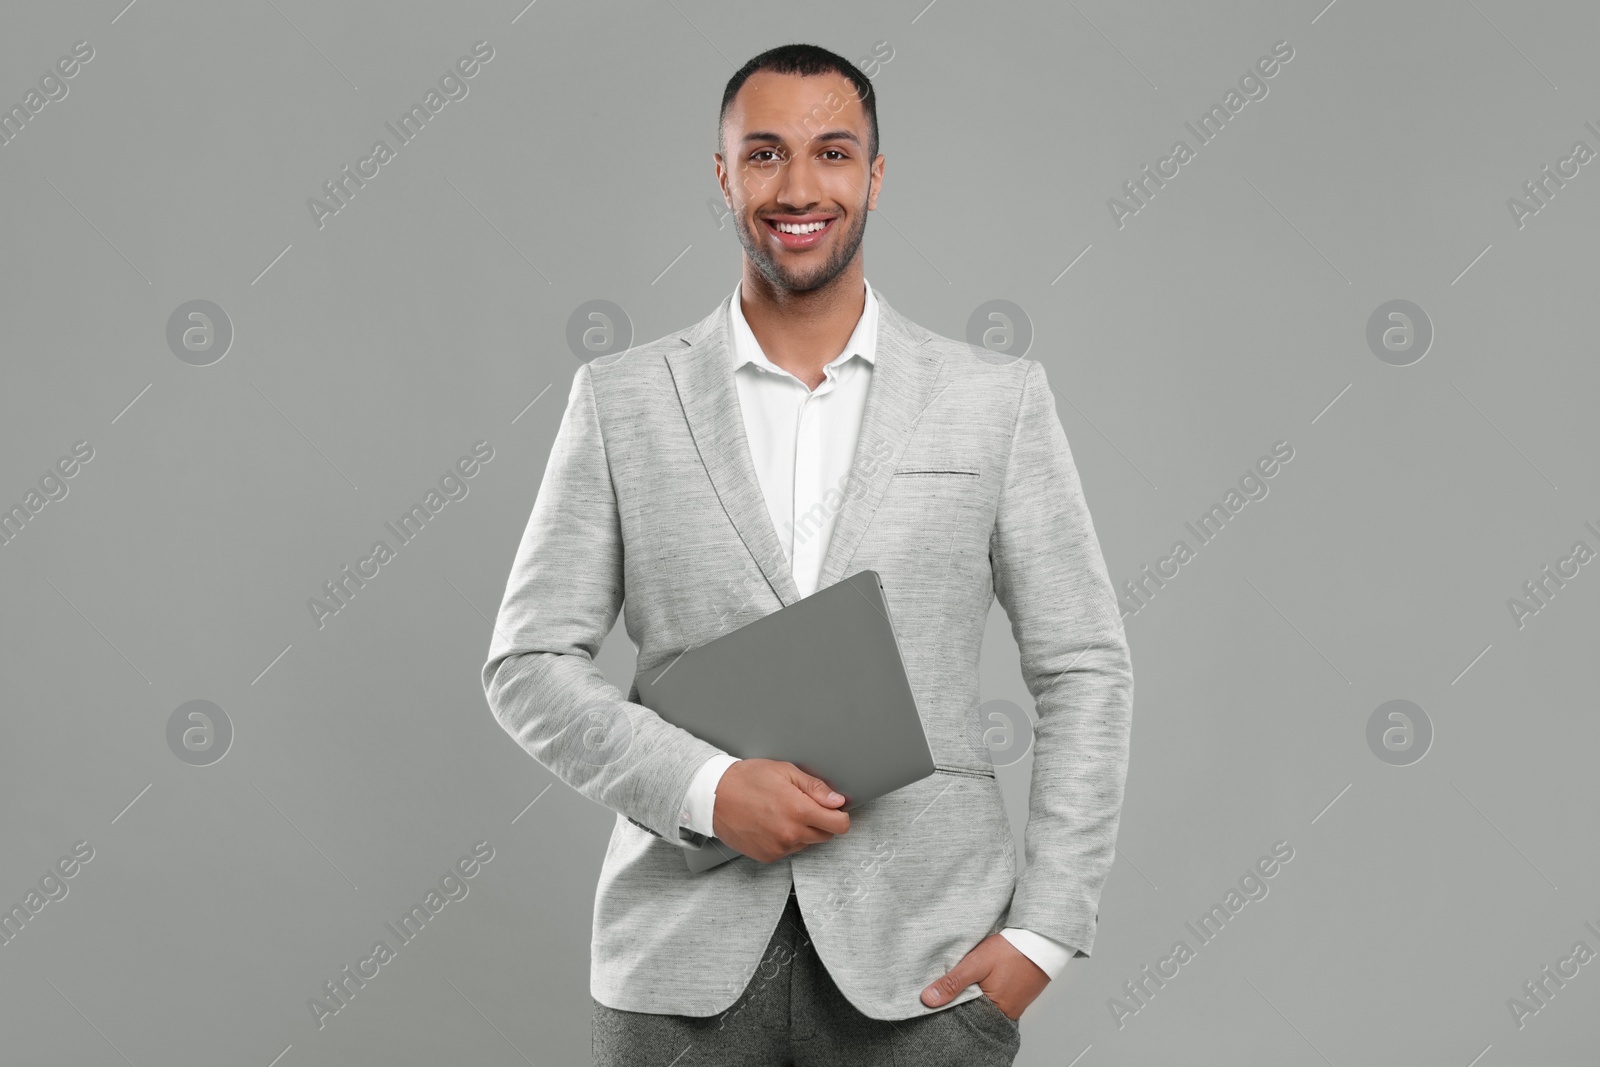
[795,769,846,807]
[921,961,978,1007]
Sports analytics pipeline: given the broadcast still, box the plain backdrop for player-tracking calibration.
[1,1,1596,1064]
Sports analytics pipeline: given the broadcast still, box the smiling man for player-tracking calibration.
[483,43,1133,1065]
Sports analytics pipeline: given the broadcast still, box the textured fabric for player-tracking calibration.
[482,288,1134,1018]
[592,886,1020,1066]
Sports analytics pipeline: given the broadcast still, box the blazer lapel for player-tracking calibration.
[814,296,940,591]
[667,296,802,607]
[665,289,940,609]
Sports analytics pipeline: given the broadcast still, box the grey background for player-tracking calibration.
[2,0,1596,1064]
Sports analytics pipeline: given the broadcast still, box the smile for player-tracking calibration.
[763,216,836,249]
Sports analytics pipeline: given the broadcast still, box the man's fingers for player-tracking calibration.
[800,804,850,836]
[789,822,838,849]
[787,772,850,834]
[787,805,850,843]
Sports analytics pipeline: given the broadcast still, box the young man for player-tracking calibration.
[482,43,1133,1065]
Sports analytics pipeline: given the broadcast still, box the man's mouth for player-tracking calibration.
[763,215,836,250]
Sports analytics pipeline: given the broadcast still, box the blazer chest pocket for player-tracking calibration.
[934,763,995,780]
[867,467,984,580]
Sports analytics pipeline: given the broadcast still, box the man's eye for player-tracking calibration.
[750,150,782,163]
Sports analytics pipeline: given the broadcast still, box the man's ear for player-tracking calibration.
[866,154,885,210]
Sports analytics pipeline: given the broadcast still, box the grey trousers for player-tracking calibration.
[592,885,1021,1066]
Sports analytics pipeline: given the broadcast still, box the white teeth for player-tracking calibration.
[773,220,829,234]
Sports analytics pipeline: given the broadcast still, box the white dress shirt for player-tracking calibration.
[675,278,1073,980]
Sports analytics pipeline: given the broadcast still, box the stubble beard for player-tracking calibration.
[734,199,869,295]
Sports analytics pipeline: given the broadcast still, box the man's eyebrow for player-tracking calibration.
[740,129,862,147]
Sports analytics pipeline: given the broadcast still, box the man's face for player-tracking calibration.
[717,70,882,294]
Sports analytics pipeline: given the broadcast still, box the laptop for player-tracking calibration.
[633,569,935,872]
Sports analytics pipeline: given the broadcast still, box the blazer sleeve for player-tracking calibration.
[989,358,1134,956]
[481,363,727,848]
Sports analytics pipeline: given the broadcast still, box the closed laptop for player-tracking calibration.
[634,569,935,872]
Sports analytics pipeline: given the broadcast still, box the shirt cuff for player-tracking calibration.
[999,927,1074,980]
[681,753,741,839]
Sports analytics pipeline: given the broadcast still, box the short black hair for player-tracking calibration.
[719,43,879,162]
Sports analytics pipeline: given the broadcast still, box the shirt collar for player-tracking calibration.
[728,277,878,377]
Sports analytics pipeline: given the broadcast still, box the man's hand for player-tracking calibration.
[710,758,850,863]
[920,933,1050,1021]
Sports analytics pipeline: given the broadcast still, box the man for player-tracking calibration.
[482,43,1132,1065]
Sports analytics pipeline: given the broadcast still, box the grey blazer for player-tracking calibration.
[481,289,1133,1020]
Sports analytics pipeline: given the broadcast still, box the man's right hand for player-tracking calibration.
[710,758,850,863]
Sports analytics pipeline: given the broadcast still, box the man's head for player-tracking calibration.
[716,44,883,295]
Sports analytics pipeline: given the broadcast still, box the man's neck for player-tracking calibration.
[739,266,866,391]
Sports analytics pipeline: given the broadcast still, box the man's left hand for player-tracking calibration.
[919,933,1050,1021]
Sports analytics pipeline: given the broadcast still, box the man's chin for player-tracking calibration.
[755,259,848,295]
